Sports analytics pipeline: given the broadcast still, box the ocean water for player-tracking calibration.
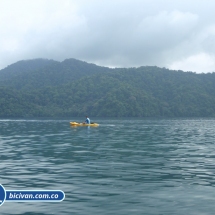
[0,118,215,215]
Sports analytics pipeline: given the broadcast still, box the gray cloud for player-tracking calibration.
[1,0,215,73]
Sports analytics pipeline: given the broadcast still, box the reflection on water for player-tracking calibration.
[0,118,215,214]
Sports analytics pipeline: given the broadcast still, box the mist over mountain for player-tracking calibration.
[0,58,215,117]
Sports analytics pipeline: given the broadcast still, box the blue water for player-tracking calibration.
[0,118,215,215]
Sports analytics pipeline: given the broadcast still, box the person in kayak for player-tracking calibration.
[84,116,90,124]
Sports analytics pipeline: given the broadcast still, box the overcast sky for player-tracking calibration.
[0,0,215,73]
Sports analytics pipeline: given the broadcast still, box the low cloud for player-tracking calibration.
[0,0,215,73]
[169,53,215,73]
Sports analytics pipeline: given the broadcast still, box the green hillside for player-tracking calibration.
[0,58,215,117]
[0,58,111,90]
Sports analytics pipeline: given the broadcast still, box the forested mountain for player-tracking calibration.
[0,58,215,117]
[0,58,111,90]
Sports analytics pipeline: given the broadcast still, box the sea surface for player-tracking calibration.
[0,118,215,215]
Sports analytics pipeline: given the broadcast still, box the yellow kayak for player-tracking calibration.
[70,122,99,127]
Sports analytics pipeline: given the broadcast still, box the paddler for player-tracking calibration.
[83,116,90,124]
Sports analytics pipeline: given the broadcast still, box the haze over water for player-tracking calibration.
[0,118,215,215]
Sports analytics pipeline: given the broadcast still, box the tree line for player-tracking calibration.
[0,58,215,117]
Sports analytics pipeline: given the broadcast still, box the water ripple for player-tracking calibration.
[0,118,215,214]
